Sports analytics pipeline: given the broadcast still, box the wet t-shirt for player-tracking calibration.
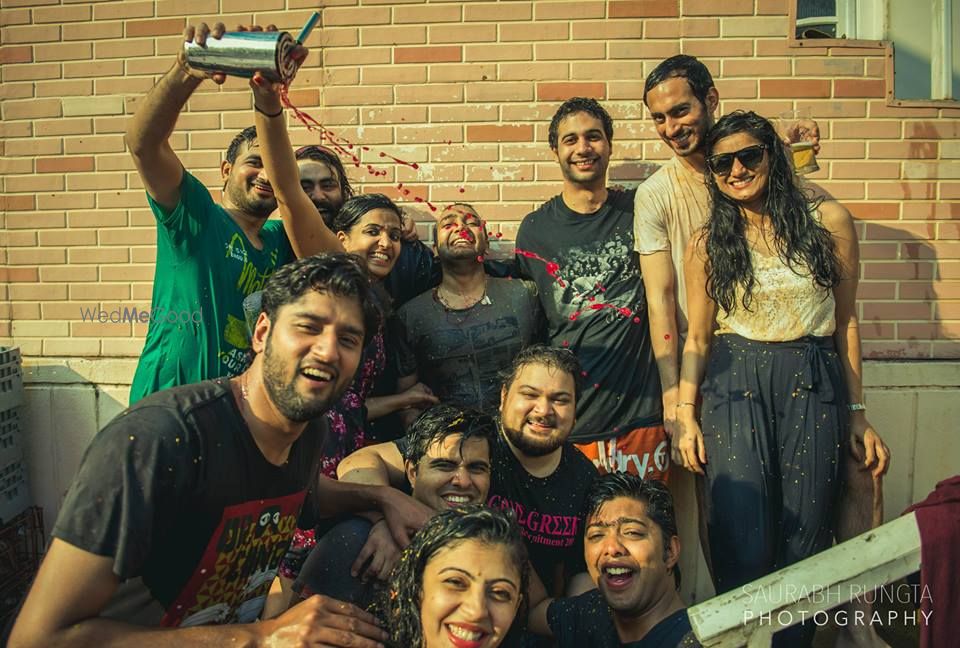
[130,172,293,403]
[548,590,702,647]
[53,380,323,627]
[515,190,662,442]
[395,278,543,410]
[487,432,597,594]
[633,157,709,338]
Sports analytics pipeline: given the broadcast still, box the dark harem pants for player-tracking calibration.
[701,334,847,647]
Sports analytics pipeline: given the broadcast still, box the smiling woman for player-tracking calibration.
[375,506,529,648]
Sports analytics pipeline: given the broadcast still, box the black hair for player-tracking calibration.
[331,193,404,234]
[585,473,681,590]
[643,54,716,107]
[402,404,498,468]
[548,97,614,150]
[702,111,841,314]
[260,252,381,346]
[375,506,529,648]
[295,144,355,202]
[500,344,582,400]
[225,125,258,164]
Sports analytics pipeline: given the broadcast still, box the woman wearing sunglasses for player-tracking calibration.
[676,111,888,646]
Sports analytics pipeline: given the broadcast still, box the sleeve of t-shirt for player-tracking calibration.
[513,220,533,280]
[391,309,419,379]
[146,171,213,242]
[522,280,546,344]
[634,176,671,255]
[52,406,198,581]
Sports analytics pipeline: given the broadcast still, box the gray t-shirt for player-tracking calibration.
[396,278,542,410]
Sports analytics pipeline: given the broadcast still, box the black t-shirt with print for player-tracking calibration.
[53,379,324,627]
[515,190,662,442]
[487,431,598,594]
[547,590,702,647]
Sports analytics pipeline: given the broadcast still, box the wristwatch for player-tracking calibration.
[847,403,866,412]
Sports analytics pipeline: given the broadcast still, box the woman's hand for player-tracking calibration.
[675,410,707,475]
[242,24,308,112]
[848,414,890,479]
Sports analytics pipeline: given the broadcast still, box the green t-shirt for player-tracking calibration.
[129,172,292,403]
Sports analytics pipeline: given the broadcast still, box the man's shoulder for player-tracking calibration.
[562,443,600,480]
[517,195,563,238]
[118,380,235,438]
[488,276,537,300]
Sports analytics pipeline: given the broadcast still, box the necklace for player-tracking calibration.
[435,284,490,328]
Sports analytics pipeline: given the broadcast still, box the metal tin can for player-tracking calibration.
[183,31,299,82]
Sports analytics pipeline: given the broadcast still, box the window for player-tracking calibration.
[795,0,958,101]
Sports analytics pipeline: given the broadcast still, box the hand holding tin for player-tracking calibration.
[179,22,228,85]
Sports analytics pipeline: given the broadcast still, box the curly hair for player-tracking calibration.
[260,252,381,346]
[548,97,614,150]
[703,110,841,314]
[374,506,529,648]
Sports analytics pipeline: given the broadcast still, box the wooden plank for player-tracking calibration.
[688,513,921,647]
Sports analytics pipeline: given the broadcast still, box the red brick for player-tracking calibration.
[869,142,937,159]
[537,82,606,101]
[867,182,936,200]
[834,79,886,98]
[0,195,35,211]
[610,1,678,18]
[467,125,534,143]
[862,302,931,320]
[760,79,831,98]
[534,1,605,20]
[0,46,31,64]
[125,17,184,37]
[395,46,461,64]
[862,261,934,280]
[6,267,38,283]
[681,18,718,37]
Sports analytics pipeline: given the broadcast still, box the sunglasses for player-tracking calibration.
[706,144,767,175]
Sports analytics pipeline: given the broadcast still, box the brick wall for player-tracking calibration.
[2,0,959,369]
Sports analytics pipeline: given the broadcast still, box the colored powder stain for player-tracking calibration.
[545,262,560,276]
[568,311,580,321]
[593,383,600,389]
[459,187,466,193]
[495,232,503,238]
[664,334,671,340]
[580,371,588,377]
[562,340,570,347]
[476,255,485,263]
[633,317,641,324]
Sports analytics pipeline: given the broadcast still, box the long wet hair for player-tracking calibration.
[374,506,529,648]
[703,111,841,314]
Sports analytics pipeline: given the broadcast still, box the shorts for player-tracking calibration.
[575,424,671,480]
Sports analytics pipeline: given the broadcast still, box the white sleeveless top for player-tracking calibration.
[716,247,836,341]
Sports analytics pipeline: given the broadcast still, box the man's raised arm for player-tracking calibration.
[124,23,226,211]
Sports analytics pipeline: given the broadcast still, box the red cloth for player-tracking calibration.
[904,475,960,648]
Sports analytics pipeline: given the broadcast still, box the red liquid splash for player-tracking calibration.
[280,85,436,211]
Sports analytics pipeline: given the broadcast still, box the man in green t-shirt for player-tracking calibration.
[125,24,296,403]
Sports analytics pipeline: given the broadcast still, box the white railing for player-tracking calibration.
[688,513,922,647]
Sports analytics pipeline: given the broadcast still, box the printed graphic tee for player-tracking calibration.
[515,189,662,442]
[395,278,543,411]
[487,432,598,594]
[130,172,293,403]
[548,590,701,647]
[53,379,323,627]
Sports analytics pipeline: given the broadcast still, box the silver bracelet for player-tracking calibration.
[847,403,866,412]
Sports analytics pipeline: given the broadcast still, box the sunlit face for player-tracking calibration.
[222,141,277,219]
[499,363,576,457]
[256,290,365,422]
[709,132,770,208]
[436,206,488,262]
[337,208,403,281]
[420,540,522,648]
[552,111,612,188]
[585,497,679,617]
[297,159,344,227]
[407,434,491,511]
[646,76,717,158]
